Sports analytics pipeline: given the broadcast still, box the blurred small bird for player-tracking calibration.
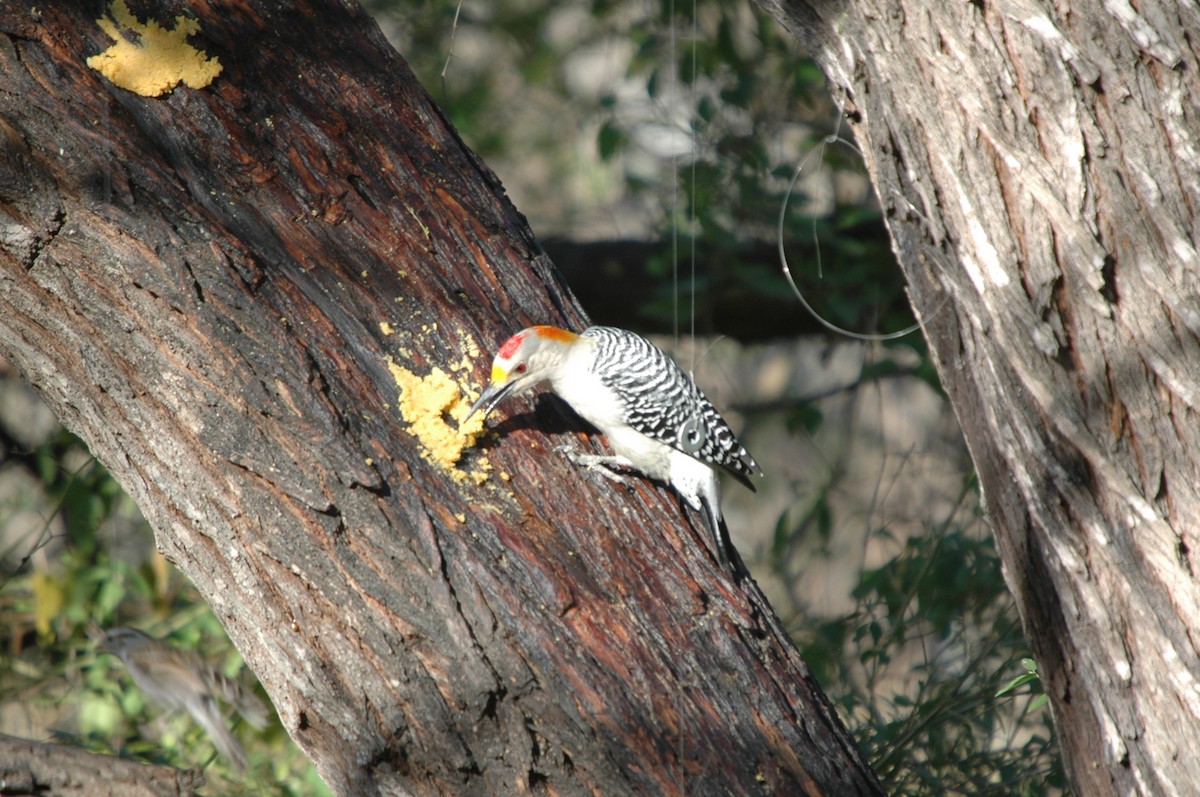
[100,626,269,770]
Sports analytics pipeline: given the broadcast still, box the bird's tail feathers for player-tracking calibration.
[190,693,250,771]
[699,494,733,572]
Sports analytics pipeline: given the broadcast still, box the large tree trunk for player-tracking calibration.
[755,0,1200,793]
[0,2,883,795]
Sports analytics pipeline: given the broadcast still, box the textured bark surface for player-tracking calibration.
[754,0,1200,793]
[0,2,882,795]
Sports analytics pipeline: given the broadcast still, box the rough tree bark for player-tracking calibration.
[754,0,1200,793]
[0,2,882,795]
[0,734,202,797]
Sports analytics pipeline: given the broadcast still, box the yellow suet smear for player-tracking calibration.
[388,358,490,484]
[87,0,222,97]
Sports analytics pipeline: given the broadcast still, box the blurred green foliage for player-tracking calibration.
[373,0,910,338]
[0,433,328,796]
[790,476,1063,796]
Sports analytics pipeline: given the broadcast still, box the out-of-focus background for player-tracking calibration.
[0,2,1062,794]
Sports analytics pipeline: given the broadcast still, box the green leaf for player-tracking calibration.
[597,121,625,160]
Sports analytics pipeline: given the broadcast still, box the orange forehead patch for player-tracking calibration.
[532,325,578,343]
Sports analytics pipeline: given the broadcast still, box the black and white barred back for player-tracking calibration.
[582,326,763,489]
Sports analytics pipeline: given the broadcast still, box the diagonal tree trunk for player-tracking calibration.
[0,2,882,794]
[754,0,1200,793]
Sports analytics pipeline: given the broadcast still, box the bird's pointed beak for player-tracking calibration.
[466,379,516,421]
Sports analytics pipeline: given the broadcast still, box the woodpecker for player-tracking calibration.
[467,325,762,569]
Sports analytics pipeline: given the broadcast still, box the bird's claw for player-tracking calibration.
[556,445,634,487]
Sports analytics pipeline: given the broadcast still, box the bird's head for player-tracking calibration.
[99,626,152,659]
[467,325,579,420]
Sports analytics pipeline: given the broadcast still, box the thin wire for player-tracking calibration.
[440,0,465,107]
[669,0,679,346]
[777,125,930,342]
[688,5,698,374]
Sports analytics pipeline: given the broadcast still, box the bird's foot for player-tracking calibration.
[556,446,636,487]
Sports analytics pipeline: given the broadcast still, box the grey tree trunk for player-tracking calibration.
[0,2,882,795]
[754,0,1200,793]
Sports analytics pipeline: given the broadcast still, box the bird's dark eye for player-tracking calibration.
[515,363,527,374]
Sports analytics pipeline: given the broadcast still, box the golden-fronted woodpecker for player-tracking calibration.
[468,325,762,570]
